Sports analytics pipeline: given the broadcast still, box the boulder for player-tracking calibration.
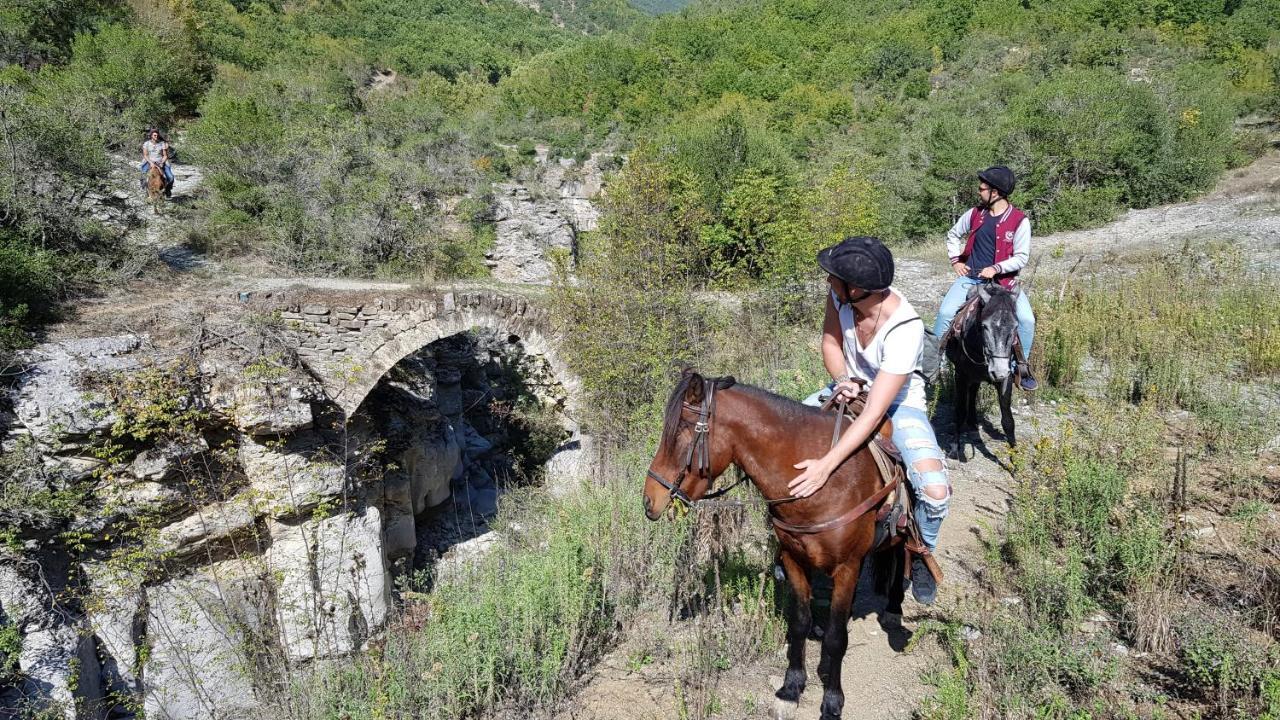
[11,336,143,449]
[0,560,104,720]
[204,361,322,436]
[83,563,144,701]
[265,508,389,661]
[129,437,210,482]
[401,432,460,516]
[433,531,499,586]
[142,559,269,720]
[544,434,597,498]
[156,499,258,559]
[239,434,346,518]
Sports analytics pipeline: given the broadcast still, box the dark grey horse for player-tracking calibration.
[943,282,1019,460]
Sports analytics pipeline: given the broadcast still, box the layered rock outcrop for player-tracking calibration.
[0,305,584,718]
[486,149,614,284]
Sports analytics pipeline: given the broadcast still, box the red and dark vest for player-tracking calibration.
[960,205,1026,290]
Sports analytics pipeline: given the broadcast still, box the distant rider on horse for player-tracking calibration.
[140,128,174,198]
[795,236,950,605]
[933,166,1037,390]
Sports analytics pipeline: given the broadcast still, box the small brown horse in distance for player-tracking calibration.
[643,370,906,720]
[146,164,166,214]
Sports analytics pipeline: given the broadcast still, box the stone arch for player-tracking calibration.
[328,291,581,430]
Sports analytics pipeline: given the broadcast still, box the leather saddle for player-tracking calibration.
[819,390,944,585]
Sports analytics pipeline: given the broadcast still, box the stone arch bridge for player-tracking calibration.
[249,286,580,424]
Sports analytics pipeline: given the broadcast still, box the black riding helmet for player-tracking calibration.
[817,236,894,292]
[978,165,1016,197]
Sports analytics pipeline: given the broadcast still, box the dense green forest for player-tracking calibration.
[0,0,1277,353]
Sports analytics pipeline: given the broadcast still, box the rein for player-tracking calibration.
[948,283,1017,370]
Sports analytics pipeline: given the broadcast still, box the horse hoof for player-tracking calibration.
[772,698,798,720]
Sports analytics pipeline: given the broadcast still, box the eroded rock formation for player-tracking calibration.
[486,149,614,284]
[0,315,584,718]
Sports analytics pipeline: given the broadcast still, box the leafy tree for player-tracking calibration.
[550,147,710,435]
[0,0,125,67]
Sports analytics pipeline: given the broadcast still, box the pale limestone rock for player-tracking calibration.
[488,182,575,285]
[205,363,322,436]
[266,508,389,661]
[129,437,209,482]
[142,558,268,720]
[544,434,597,498]
[402,432,460,516]
[83,563,144,699]
[0,562,103,720]
[433,531,500,586]
[239,435,346,518]
[156,499,257,558]
[12,336,143,449]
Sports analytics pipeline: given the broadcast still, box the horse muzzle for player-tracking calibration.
[642,494,662,521]
[987,355,1012,382]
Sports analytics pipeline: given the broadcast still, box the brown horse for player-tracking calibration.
[146,164,165,214]
[643,370,908,720]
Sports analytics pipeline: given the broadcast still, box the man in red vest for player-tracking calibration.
[932,166,1038,390]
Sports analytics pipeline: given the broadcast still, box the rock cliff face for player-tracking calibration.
[0,322,581,718]
[486,148,613,285]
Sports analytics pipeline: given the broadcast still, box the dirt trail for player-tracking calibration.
[549,152,1280,720]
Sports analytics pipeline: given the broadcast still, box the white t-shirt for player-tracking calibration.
[835,287,928,411]
[143,140,167,165]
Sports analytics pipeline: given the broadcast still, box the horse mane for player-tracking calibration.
[659,371,823,449]
[981,286,1017,320]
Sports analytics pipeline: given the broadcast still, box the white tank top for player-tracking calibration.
[834,287,928,411]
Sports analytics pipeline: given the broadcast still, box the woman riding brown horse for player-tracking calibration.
[643,370,910,720]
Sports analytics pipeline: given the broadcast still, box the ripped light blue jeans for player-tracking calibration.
[803,385,950,550]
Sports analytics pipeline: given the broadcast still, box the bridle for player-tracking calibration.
[646,376,752,509]
[956,281,1016,371]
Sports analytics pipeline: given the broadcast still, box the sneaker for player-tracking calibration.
[910,556,937,605]
[1019,375,1038,391]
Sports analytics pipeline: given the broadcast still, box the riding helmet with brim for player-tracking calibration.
[978,165,1016,197]
[817,236,894,291]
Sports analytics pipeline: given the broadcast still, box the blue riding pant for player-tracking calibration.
[139,161,174,184]
[802,387,949,551]
[933,276,1035,358]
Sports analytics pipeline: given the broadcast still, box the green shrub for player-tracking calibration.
[0,231,63,352]
[0,620,18,687]
[1180,614,1280,716]
[549,147,711,438]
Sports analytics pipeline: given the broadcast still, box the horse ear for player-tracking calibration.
[978,286,991,303]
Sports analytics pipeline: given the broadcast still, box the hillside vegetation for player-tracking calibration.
[1,2,1278,719]
[1,0,1277,356]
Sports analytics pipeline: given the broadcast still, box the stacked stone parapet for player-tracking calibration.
[261,289,574,425]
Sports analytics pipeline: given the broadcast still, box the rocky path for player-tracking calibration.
[142,161,208,272]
